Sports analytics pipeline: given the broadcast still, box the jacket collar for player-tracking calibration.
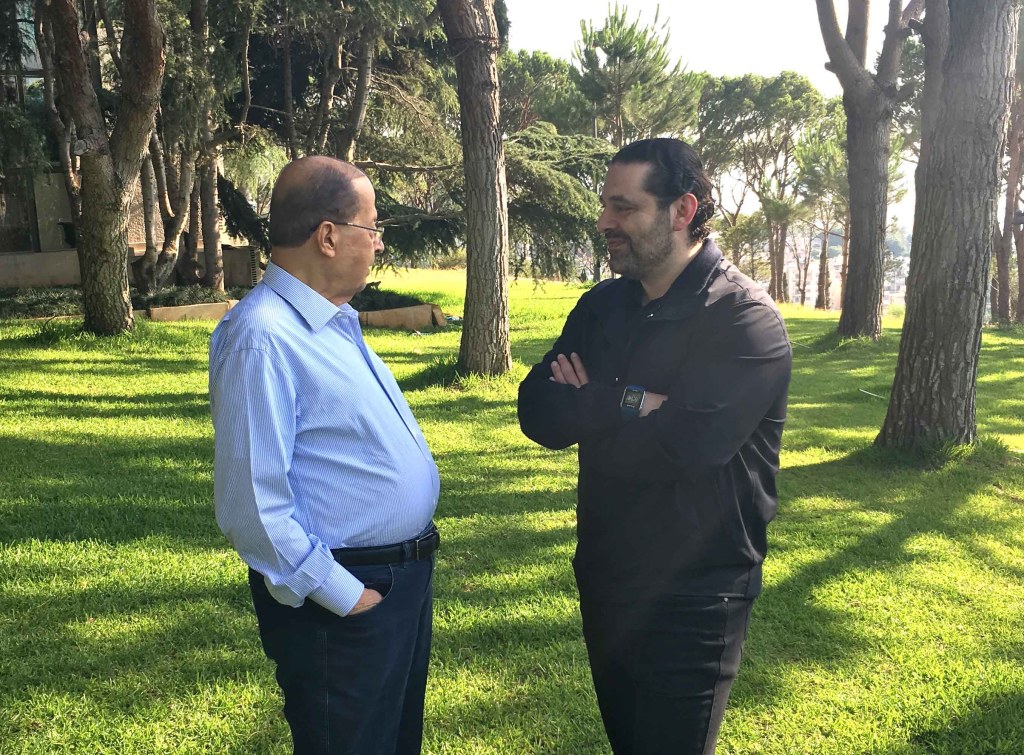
[618,238,723,309]
[262,262,344,333]
[663,238,723,301]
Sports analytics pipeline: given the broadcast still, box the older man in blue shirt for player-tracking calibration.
[210,156,440,755]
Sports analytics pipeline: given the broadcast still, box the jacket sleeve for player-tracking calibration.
[517,294,623,450]
[578,297,791,481]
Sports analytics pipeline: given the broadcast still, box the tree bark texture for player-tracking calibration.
[439,0,512,375]
[878,0,1020,449]
[34,5,81,228]
[817,0,924,338]
[45,0,165,335]
[993,88,1023,322]
[282,6,299,159]
[200,157,223,291]
[816,232,831,309]
[1016,223,1024,322]
[177,178,203,284]
[140,154,159,266]
[838,100,888,336]
[311,16,347,155]
[339,29,375,161]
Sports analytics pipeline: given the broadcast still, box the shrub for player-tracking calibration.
[0,281,425,320]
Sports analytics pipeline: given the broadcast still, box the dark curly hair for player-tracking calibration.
[610,138,716,241]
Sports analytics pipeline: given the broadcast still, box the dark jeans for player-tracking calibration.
[579,594,753,755]
[249,557,434,755]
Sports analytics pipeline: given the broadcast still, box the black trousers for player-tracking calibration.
[249,557,434,755]
[579,594,753,755]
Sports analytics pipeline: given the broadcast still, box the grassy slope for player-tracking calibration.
[0,268,1022,754]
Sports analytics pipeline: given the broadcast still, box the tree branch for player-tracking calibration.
[815,0,875,95]
[354,161,458,174]
[877,0,922,86]
[45,0,107,143]
[95,0,122,77]
[901,0,926,25]
[109,0,165,179]
[845,0,869,64]
[34,2,81,225]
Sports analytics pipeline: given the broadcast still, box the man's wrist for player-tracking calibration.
[620,385,646,420]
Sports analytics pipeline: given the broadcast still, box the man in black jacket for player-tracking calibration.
[517,138,791,755]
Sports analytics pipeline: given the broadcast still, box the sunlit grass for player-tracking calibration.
[1,270,1023,753]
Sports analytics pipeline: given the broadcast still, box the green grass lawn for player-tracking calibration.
[1,269,1023,754]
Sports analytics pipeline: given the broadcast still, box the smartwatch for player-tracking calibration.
[620,384,646,420]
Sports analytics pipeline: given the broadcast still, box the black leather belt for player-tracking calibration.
[331,525,440,567]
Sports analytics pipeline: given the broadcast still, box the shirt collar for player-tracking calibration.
[262,262,344,332]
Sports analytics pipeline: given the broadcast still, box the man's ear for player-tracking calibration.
[316,221,338,258]
[672,194,699,232]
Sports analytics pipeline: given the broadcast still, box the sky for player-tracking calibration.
[504,0,915,225]
[504,0,887,99]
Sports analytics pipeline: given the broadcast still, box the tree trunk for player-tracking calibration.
[136,154,160,288]
[45,0,165,335]
[994,91,1023,322]
[34,6,81,227]
[149,128,173,221]
[838,98,888,337]
[201,157,223,291]
[338,29,375,161]
[177,177,203,284]
[840,212,851,303]
[439,0,512,375]
[77,158,135,333]
[816,0,925,338]
[310,17,349,156]
[1017,223,1024,323]
[769,220,790,303]
[878,0,1019,449]
[816,227,831,309]
[282,6,299,159]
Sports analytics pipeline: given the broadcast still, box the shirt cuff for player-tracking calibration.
[308,564,366,617]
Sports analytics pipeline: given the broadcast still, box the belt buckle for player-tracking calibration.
[413,529,434,561]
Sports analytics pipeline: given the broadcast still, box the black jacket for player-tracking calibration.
[517,240,792,601]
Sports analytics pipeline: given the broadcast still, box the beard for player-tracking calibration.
[605,211,675,280]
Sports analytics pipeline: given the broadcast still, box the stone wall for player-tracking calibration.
[0,246,261,289]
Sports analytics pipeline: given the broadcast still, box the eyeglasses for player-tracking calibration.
[334,221,385,238]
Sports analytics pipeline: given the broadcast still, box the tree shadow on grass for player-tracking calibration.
[733,446,1023,726]
[0,434,216,546]
[0,387,210,420]
[903,690,1024,755]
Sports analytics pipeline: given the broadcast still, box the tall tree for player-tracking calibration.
[711,73,822,302]
[572,2,699,282]
[43,0,165,335]
[718,211,771,282]
[796,99,849,309]
[499,50,590,135]
[878,0,1020,449]
[993,21,1024,323]
[572,3,700,149]
[816,0,925,339]
[438,0,511,375]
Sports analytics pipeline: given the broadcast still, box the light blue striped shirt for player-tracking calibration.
[209,263,439,617]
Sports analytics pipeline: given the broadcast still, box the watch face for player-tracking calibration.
[622,388,644,410]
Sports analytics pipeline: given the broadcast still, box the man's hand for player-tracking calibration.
[639,392,667,417]
[550,352,589,387]
[348,587,383,615]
